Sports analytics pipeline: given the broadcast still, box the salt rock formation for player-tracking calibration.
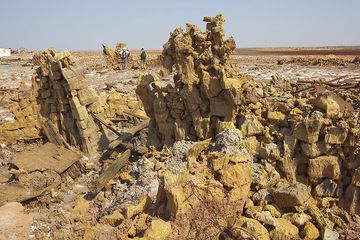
[1,48,148,156]
[102,43,118,68]
[103,43,161,70]
[34,48,113,157]
[102,42,127,68]
[0,48,113,156]
[137,14,262,147]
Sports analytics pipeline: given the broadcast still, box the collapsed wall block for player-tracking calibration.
[0,48,115,157]
[35,49,113,157]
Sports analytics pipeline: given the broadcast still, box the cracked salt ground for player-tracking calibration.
[236,56,360,82]
[84,67,165,92]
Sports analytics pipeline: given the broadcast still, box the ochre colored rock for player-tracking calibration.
[324,126,348,144]
[77,88,99,106]
[26,49,111,157]
[300,141,328,158]
[82,223,113,240]
[308,156,341,182]
[270,218,299,240]
[239,115,264,136]
[218,163,252,189]
[228,217,270,240]
[313,92,341,118]
[158,170,195,217]
[352,167,360,187]
[141,218,172,240]
[100,210,124,226]
[267,111,286,123]
[210,154,230,172]
[122,195,152,219]
[293,117,323,143]
[263,204,281,218]
[272,183,311,208]
[242,136,260,156]
[301,222,320,240]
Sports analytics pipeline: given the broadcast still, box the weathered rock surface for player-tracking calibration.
[272,182,311,208]
[0,202,34,240]
[308,156,341,182]
[226,216,270,240]
[136,14,262,147]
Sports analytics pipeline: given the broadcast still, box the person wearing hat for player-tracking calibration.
[120,47,130,69]
[140,48,148,69]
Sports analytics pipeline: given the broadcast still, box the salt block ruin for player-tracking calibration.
[0,14,360,239]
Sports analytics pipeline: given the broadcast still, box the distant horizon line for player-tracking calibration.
[2,45,360,52]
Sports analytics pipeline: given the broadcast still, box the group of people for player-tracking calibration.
[119,47,147,70]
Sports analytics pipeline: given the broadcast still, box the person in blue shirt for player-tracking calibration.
[120,48,130,69]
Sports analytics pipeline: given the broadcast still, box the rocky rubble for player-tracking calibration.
[133,15,360,239]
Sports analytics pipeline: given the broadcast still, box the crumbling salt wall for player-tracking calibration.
[33,48,111,157]
[1,48,149,156]
[136,14,262,147]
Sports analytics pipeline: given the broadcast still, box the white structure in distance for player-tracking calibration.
[0,48,11,57]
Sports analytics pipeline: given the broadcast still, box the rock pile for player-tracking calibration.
[137,14,262,147]
[154,129,253,239]
[132,15,360,239]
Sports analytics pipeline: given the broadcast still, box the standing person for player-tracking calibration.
[140,48,147,69]
[120,47,130,69]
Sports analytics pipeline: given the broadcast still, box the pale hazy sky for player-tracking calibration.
[1,0,359,50]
